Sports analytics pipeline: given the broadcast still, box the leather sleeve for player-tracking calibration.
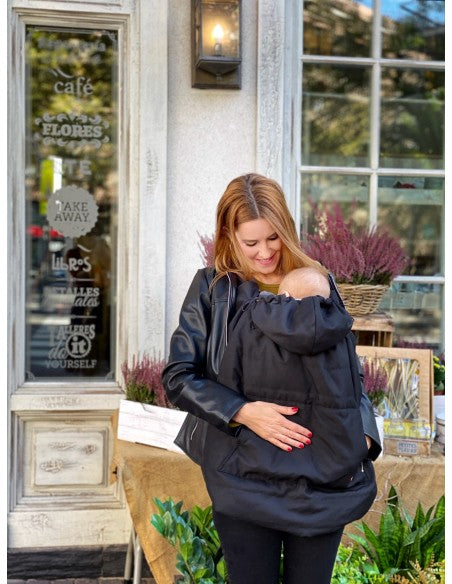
[162,269,247,434]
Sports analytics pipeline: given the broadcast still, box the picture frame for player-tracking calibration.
[356,346,434,456]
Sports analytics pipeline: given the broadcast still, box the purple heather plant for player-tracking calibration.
[197,231,215,268]
[121,352,171,408]
[363,359,389,413]
[304,201,410,285]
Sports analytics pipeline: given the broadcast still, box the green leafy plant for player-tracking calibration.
[347,486,445,580]
[151,498,228,584]
[391,558,445,583]
[151,489,444,583]
[433,354,445,395]
[332,544,376,583]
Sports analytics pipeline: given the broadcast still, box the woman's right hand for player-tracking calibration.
[232,401,312,451]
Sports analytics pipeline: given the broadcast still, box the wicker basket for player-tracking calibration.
[337,284,389,316]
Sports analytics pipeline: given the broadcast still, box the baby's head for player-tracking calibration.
[278,267,330,300]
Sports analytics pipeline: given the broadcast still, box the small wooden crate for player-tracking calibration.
[352,312,395,347]
[117,399,187,453]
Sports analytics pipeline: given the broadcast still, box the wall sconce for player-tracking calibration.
[191,0,242,89]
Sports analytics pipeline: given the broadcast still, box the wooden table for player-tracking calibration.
[352,312,395,347]
[112,439,444,584]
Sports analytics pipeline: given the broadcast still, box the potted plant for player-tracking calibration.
[303,201,410,316]
[347,486,445,581]
[362,359,388,453]
[117,352,187,452]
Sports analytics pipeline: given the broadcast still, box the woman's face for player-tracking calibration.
[235,218,283,283]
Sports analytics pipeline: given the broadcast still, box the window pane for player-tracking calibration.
[378,176,443,276]
[302,65,370,167]
[380,68,444,169]
[25,27,118,380]
[380,282,442,352]
[300,173,369,235]
[303,0,372,57]
[381,0,445,61]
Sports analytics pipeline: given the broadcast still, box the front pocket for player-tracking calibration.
[309,460,369,493]
[203,423,240,471]
[218,427,309,480]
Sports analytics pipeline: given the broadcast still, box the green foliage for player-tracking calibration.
[331,544,373,583]
[151,488,445,584]
[391,558,445,583]
[347,486,445,580]
[151,498,227,584]
[433,355,445,394]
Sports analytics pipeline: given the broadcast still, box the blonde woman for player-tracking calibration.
[163,173,381,584]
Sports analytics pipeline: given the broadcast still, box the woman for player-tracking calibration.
[162,173,381,584]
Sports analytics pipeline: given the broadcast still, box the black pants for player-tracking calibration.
[213,511,343,584]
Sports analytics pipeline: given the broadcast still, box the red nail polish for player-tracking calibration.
[298,443,304,449]
[305,438,311,445]
[292,407,298,412]
[307,432,313,438]
[287,446,292,452]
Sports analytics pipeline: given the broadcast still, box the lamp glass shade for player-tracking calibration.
[199,0,240,59]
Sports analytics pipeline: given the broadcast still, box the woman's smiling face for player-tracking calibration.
[235,218,283,284]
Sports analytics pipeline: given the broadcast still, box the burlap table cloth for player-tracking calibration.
[112,439,444,584]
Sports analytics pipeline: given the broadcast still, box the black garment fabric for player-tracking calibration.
[163,268,381,458]
[213,510,343,584]
[201,281,377,536]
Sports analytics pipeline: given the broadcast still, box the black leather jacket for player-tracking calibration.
[163,268,381,460]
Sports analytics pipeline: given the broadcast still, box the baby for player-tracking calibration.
[277,266,330,300]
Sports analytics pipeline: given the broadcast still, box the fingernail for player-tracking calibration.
[305,438,311,445]
[307,432,313,438]
[298,443,304,449]
[292,407,298,412]
[287,446,292,452]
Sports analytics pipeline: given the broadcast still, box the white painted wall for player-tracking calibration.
[165,0,258,343]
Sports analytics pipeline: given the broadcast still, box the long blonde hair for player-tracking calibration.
[213,173,326,282]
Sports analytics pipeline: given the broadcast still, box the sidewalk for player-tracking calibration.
[8,579,157,584]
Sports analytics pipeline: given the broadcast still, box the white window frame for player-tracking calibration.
[293,0,445,346]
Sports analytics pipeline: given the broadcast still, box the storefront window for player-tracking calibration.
[380,68,444,169]
[302,64,370,167]
[380,282,443,349]
[378,176,443,276]
[303,0,372,57]
[300,173,369,234]
[25,26,118,380]
[381,0,445,61]
[300,1,445,349]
